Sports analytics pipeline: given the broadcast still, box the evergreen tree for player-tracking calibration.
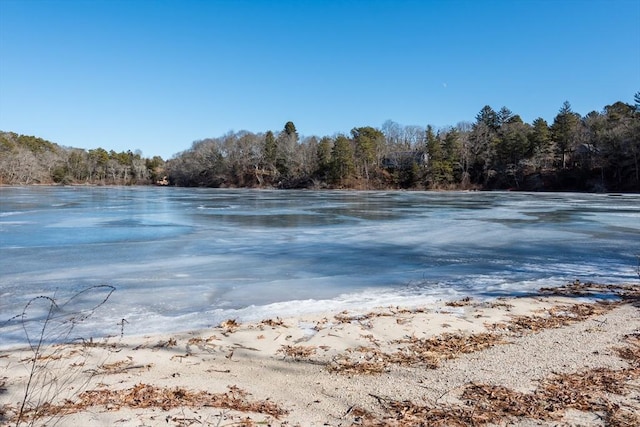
[425,125,441,161]
[351,126,384,182]
[263,130,277,171]
[330,135,354,184]
[315,136,333,178]
[284,121,298,139]
[497,106,513,126]
[551,101,581,169]
[276,121,299,177]
[476,105,500,131]
[529,118,553,170]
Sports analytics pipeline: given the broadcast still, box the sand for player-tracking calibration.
[1,283,639,426]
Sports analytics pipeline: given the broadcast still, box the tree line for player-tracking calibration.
[0,132,165,185]
[2,95,639,191]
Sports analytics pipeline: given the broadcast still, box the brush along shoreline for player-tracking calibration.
[1,283,639,426]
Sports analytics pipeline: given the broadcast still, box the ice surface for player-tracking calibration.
[1,187,639,346]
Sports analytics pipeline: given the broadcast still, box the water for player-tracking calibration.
[1,187,639,345]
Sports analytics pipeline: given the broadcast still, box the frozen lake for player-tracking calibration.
[1,187,639,345]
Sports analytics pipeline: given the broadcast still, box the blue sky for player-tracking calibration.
[1,0,638,159]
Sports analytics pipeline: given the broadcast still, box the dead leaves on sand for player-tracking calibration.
[97,358,153,375]
[357,365,640,426]
[540,281,640,302]
[11,384,287,423]
[615,333,640,367]
[260,317,288,329]
[219,319,240,336]
[328,333,506,375]
[346,284,640,426]
[81,383,286,417]
[329,299,613,375]
[487,302,614,334]
[468,365,640,425]
[277,344,317,361]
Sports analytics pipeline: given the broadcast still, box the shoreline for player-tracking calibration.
[3,184,640,195]
[1,283,639,426]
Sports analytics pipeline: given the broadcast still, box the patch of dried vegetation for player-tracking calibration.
[445,296,472,307]
[97,358,153,375]
[260,317,288,328]
[540,281,640,302]
[343,282,640,426]
[356,364,640,426]
[487,302,614,334]
[219,319,240,336]
[186,334,220,353]
[277,345,317,361]
[328,284,635,375]
[329,332,506,374]
[334,306,429,324]
[615,333,640,367]
[7,384,287,424]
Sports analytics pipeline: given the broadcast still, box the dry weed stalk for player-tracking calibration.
[1,285,118,426]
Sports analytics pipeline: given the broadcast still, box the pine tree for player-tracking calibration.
[551,101,580,169]
[263,131,277,171]
[330,135,354,184]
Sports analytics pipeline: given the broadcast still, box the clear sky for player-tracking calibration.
[1,0,638,159]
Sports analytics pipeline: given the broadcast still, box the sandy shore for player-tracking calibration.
[1,283,639,426]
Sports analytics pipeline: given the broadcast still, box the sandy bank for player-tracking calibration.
[1,283,639,426]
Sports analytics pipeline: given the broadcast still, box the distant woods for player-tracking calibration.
[2,96,639,191]
[0,134,165,186]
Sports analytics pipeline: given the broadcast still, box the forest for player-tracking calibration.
[1,95,639,192]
